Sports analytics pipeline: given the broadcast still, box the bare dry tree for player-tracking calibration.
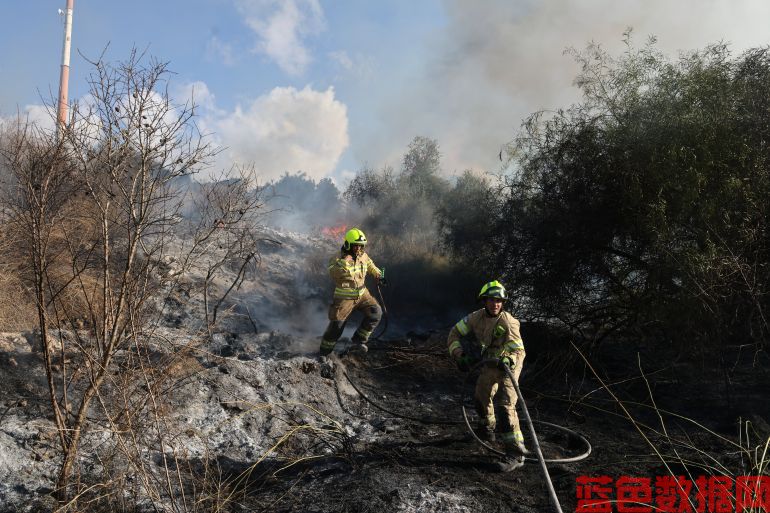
[177,166,269,334]
[0,50,266,510]
[0,115,78,467]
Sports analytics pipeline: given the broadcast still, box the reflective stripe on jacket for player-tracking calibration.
[328,251,381,299]
[447,309,524,358]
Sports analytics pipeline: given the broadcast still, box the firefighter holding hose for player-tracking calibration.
[447,280,529,471]
[319,228,384,356]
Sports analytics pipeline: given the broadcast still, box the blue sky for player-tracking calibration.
[2,1,770,184]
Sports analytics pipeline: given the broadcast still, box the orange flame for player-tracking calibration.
[320,224,347,239]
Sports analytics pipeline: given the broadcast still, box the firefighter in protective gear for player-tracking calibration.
[447,280,528,470]
[319,228,384,355]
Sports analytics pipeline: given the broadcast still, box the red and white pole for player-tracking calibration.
[56,0,74,137]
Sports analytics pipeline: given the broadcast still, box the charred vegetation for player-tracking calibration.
[1,36,770,513]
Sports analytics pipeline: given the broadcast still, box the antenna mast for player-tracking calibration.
[56,0,74,137]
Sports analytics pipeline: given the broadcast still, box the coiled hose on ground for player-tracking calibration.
[461,359,593,513]
[460,360,592,464]
[343,358,592,513]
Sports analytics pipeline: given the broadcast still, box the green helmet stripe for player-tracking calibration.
[479,280,507,299]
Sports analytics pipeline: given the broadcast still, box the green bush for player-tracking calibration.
[344,137,482,321]
[493,38,770,349]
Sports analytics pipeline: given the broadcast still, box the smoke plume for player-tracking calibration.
[365,0,770,177]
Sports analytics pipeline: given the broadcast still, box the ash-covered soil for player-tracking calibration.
[233,337,587,513]
[1,228,769,512]
[2,331,770,512]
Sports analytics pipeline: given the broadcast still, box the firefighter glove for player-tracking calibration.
[456,354,477,372]
[498,355,516,370]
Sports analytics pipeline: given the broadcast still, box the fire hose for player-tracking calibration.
[458,360,592,462]
[460,359,592,513]
[343,361,591,512]
[369,281,389,341]
[343,368,591,463]
[351,278,579,511]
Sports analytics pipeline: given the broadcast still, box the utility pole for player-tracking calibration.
[56,0,74,137]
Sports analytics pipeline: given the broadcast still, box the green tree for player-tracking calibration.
[497,39,770,348]
[400,135,448,201]
[435,170,496,263]
[263,172,342,229]
[344,165,397,215]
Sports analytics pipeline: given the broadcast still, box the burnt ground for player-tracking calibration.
[2,324,770,512]
[213,330,770,513]
[205,334,581,513]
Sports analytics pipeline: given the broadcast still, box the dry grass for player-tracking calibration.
[572,342,770,512]
[0,273,36,330]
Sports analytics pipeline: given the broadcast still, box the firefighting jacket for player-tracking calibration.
[447,309,524,359]
[328,251,381,299]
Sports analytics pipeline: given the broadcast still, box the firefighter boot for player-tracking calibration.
[495,436,526,472]
[495,451,525,473]
[319,339,337,356]
[350,332,369,353]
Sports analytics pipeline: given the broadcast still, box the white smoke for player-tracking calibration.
[367,0,770,176]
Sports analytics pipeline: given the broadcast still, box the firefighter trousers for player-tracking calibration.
[321,289,382,349]
[474,354,525,445]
